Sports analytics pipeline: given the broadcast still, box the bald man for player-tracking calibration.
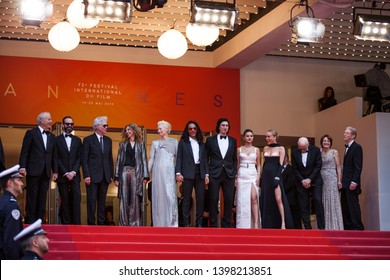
[291,137,325,229]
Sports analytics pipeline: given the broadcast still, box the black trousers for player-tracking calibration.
[209,169,235,228]
[182,165,205,227]
[86,181,108,225]
[340,188,364,230]
[57,179,81,224]
[25,173,50,224]
[296,184,325,229]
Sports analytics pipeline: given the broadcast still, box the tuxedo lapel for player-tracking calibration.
[213,135,223,158]
[93,135,103,155]
[35,128,46,150]
[59,135,69,153]
[185,141,195,161]
[306,146,312,166]
[344,142,354,161]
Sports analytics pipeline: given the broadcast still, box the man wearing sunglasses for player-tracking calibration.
[82,116,114,225]
[53,116,82,224]
[175,120,209,227]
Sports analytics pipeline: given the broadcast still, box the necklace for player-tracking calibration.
[244,146,252,151]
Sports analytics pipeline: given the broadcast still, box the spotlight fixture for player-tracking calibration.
[289,0,325,44]
[190,0,239,30]
[353,8,390,41]
[83,0,132,23]
[21,0,53,27]
[292,17,325,43]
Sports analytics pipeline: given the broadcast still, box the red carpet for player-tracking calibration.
[43,225,390,260]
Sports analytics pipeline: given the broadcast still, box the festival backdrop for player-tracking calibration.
[0,56,240,136]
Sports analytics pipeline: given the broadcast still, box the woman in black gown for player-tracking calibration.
[260,129,293,229]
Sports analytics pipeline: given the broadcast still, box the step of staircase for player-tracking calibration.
[42,225,390,260]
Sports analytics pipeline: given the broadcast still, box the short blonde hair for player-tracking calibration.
[157,120,172,134]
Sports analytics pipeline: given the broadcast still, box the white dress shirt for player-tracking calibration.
[189,137,200,164]
[301,151,308,167]
[217,134,229,159]
[38,126,47,149]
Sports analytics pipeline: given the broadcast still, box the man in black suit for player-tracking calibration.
[291,137,325,229]
[53,116,82,224]
[282,154,301,229]
[175,120,209,227]
[341,126,364,230]
[205,118,237,228]
[82,116,113,225]
[19,112,57,224]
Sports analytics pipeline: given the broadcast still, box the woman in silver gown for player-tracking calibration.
[148,120,178,227]
[320,134,343,230]
[114,123,149,226]
[236,129,261,228]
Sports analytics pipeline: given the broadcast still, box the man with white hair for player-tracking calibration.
[19,112,57,224]
[342,126,364,230]
[0,164,24,259]
[82,116,114,225]
[291,137,325,230]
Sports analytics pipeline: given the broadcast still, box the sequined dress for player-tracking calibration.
[321,149,343,230]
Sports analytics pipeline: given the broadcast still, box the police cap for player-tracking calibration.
[14,219,47,242]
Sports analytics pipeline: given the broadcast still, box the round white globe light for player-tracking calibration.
[67,0,99,29]
[186,23,219,47]
[158,29,188,59]
[49,21,80,52]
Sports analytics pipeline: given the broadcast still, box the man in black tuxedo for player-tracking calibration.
[205,118,237,228]
[341,126,364,230]
[282,154,302,229]
[82,116,113,225]
[19,112,57,224]
[53,116,82,224]
[175,120,209,227]
[291,137,325,229]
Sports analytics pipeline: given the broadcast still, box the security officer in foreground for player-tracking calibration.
[14,218,49,260]
[0,164,24,259]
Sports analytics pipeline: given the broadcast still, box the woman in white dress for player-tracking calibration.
[235,129,261,228]
[148,120,178,227]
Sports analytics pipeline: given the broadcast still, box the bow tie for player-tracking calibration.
[345,144,349,148]
[65,134,72,138]
[220,135,227,139]
[42,131,50,135]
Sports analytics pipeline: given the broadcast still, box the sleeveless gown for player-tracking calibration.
[321,149,343,230]
[236,148,260,228]
[260,154,293,229]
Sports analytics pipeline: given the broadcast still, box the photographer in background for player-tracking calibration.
[365,62,390,99]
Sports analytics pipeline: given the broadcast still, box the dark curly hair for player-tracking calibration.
[180,120,204,143]
[215,117,230,134]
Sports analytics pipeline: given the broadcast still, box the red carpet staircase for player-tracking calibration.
[43,225,390,260]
